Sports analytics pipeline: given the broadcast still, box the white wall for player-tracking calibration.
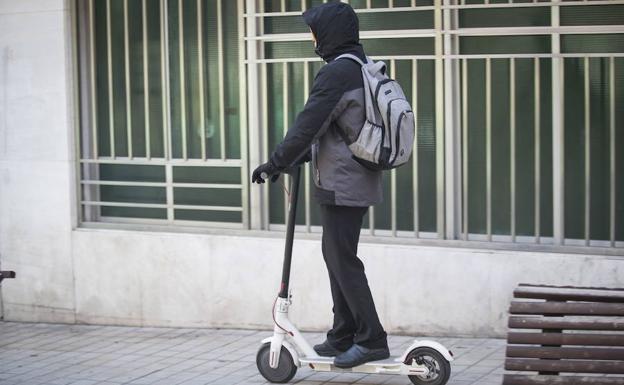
[0,0,77,323]
[1,0,623,338]
[65,229,623,337]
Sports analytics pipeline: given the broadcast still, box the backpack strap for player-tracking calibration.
[336,54,387,75]
[335,53,366,66]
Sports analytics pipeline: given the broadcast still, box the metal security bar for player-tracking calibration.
[459,54,623,248]
[559,55,622,248]
[461,57,548,243]
[77,0,248,229]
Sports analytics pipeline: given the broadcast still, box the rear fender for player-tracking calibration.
[399,340,454,363]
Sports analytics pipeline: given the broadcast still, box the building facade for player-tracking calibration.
[0,0,623,337]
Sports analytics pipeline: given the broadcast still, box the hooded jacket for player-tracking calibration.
[269,1,383,207]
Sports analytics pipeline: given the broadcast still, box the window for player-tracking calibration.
[77,0,246,228]
[76,0,624,251]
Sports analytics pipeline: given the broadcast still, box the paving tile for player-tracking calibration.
[0,321,505,385]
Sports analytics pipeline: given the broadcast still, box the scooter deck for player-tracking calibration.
[298,355,419,375]
[299,356,403,366]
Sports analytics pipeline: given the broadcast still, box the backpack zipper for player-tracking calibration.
[312,142,321,186]
[385,98,402,166]
[391,111,406,165]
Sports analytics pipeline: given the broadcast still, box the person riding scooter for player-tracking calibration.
[252,1,389,369]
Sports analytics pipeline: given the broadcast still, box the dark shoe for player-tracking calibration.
[314,340,347,357]
[334,344,390,368]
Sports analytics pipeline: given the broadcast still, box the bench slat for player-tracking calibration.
[506,346,624,360]
[510,302,624,316]
[514,286,624,303]
[519,284,624,292]
[508,316,624,331]
[505,358,624,374]
[507,332,624,346]
[503,374,624,385]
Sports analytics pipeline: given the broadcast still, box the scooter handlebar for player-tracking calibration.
[260,166,300,181]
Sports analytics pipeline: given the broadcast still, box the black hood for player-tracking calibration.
[302,1,365,63]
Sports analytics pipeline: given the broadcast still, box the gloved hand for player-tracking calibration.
[251,160,281,184]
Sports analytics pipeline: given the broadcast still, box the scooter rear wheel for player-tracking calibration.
[406,347,451,385]
[256,342,297,383]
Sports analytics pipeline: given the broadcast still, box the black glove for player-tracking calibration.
[252,160,281,184]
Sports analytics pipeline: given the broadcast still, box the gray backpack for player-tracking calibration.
[336,54,415,171]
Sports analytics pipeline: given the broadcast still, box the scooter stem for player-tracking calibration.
[278,167,301,299]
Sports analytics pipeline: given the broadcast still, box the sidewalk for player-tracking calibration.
[0,322,505,385]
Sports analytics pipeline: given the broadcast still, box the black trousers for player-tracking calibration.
[320,204,388,350]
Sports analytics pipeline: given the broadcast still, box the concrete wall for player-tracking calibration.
[1,0,623,338]
[0,0,77,323]
[66,229,623,337]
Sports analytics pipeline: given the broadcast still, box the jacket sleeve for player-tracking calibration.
[270,65,347,169]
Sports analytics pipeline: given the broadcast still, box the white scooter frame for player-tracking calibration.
[256,167,453,384]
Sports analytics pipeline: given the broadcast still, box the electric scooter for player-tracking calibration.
[256,167,453,384]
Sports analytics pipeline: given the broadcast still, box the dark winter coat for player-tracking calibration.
[269,1,383,207]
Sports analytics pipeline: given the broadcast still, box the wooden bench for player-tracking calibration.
[503,283,624,385]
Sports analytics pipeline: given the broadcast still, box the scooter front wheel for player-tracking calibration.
[406,347,451,385]
[256,342,297,383]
